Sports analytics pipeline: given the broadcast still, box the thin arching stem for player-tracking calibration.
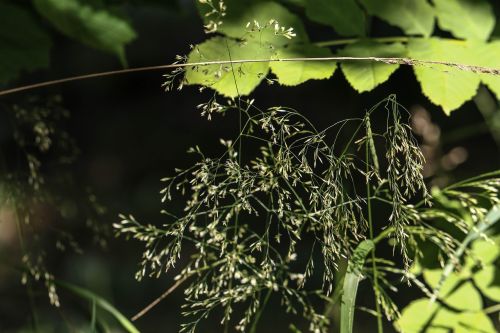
[1,56,499,97]
[131,275,188,322]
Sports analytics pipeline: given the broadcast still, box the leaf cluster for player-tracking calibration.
[181,0,500,114]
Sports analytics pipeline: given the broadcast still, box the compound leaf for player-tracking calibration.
[270,44,337,86]
[454,312,496,333]
[433,0,495,41]
[423,267,483,311]
[359,0,434,37]
[198,0,308,46]
[476,41,500,100]
[473,265,500,302]
[423,269,482,311]
[306,0,366,37]
[407,38,480,114]
[185,37,273,98]
[470,234,500,265]
[339,41,405,93]
[397,298,495,333]
[396,298,455,333]
[441,281,482,311]
[33,0,136,65]
[0,3,51,84]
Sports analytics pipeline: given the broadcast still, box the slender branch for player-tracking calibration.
[313,38,359,47]
[131,275,188,322]
[130,255,227,322]
[314,36,410,47]
[0,64,177,97]
[313,36,476,48]
[1,56,499,97]
[249,289,272,333]
[373,227,395,245]
[484,303,500,314]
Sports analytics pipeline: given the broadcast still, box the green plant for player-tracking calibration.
[113,2,500,332]
[170,0,500,115]
[0,97,125,332]
[115,92,500,333]
[1,1,500,332]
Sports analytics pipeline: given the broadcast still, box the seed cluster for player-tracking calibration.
[115,95,458,332]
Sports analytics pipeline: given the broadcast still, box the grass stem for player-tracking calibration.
[365,118,384,333]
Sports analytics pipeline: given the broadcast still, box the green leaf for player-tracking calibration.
[396,298,455,333]
[0,3,51,84]
[423,269,482,311]
[471,235,500,265]
[198,0,308,46]
[185,37,273,98]
[400,206,500,332]
[285,0,306,6]
[339,41,405,93]
[57,280,140,333]
[398,299,496,333]
[407,38,480,114]
[305,0,366,37]
[473,265,500,302]
[454,311,497,333]
[270,44,336,86]
[433,0,495,41]
[476,41,500,100]
[358,0,434,37]
[442,281,483,311]
[340,240,374,333]
[423,269,466,296]
[33,0,136,65]
[429,204,500,299]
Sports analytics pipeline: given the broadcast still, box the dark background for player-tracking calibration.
[1,1,499,332]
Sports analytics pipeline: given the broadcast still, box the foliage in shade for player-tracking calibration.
[0,3,51,84]
[477,41,500,100]
[397,298,497,333]
[359,0,435,37]
[185,0,500,115]
[474,265,500,302]
[433,0,496,41]
[424,269,483,311]
[305,0,366,37]
[33,0,136,66]
[198,0,308,45]
[1,1,500,332]
[339,41,405,93]
[398,202,500,333]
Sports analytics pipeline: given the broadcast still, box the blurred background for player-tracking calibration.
[0,0,499,332]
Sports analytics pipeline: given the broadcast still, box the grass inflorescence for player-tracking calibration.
[112,95,499,332]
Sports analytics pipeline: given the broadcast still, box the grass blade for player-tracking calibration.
[431,204,500,302]
[90,298,97,332]
[340,239,375,333]
[57,280,140,333]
